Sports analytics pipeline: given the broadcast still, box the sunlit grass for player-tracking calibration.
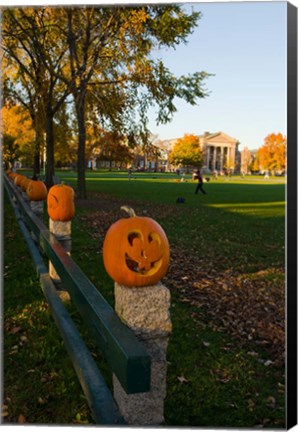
[209,201,285,217]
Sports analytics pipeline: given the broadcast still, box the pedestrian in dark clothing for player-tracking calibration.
[195,169,207,194]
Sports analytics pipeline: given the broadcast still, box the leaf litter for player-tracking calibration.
[77,193,285,367]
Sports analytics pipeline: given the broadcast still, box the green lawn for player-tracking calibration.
[3,170,286,427]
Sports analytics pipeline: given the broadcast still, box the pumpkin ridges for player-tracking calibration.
[20,177,31,191]
[14,174,26,186]
[26,180,48,201]
[47,184,75,221]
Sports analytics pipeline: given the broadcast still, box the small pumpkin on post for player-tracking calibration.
[103,206,170,288]
[27,180,48,221]
[47,183,74,297]
[47,183,75,222]
[14,174,26,187]
[26,180,48,202]
[20,177,32,192]
[8,172,18,182]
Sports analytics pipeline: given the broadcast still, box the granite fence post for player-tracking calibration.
[49,219,71,298]
[113,282,172,425]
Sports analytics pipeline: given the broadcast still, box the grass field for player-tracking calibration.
[3,170,286,427]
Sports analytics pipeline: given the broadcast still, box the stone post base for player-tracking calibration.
[113,282,172,425]
[30,201,44,242]
[49,219,71,299]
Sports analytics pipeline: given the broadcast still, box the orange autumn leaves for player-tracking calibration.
[257,133,286,173]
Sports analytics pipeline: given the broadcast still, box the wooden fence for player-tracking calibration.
[4,175,151,425]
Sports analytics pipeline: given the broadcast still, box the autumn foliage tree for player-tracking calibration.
[257,133,286,174]
[3,5,210,197]
[2,104,34,167]
[98,131,134,169]
[169,134,203,169]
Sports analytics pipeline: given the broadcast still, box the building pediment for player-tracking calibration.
[202,132,237,145]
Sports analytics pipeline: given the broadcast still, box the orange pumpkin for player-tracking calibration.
[103,206,170,287]
[14,174,26,187]
[9,172,18,181]
[26,180,47,201]
[20,177,31,191]
[47,183,75,221]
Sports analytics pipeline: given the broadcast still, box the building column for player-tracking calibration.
[206,147,210,170]
[213,147,217,170]
[226,146,230,168]
[220,146,224,171]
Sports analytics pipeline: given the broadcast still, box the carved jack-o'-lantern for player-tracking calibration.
[47,183,75,221]
[26,180,48,201]
[103,206,170,287]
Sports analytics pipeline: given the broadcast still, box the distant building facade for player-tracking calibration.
[86,130,242,173]
[166,131,239,173]
[199,131,239,172]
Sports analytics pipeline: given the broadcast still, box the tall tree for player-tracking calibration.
[46,5,210,198]
[3,5,211,197]
[257,133,286,173]
[2,7,73,186]
[2,103,34,167]
[169,133,203,169]
[98,131,133,170]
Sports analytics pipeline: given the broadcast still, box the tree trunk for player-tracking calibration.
[45,111,55,189]
[31,114,42,179]
[33,151,40,179]
[76,96,87,199]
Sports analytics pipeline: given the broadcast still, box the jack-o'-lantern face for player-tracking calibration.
[103,206,170,287]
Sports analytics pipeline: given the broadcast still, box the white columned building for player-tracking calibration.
[199,131,238,173]
[163,131,239,173]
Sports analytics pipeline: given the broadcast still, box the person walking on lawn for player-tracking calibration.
[195,169,207,195]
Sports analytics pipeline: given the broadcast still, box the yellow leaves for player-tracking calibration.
[169,133,202,167]
[2,104,34,146]
[257,132,286,172]
[121,9,149,35]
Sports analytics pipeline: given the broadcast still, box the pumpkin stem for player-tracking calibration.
[121,205,136,217]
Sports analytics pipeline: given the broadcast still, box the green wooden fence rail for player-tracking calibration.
[4,175,151,424]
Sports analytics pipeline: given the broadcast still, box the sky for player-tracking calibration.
[146,1,288,150]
